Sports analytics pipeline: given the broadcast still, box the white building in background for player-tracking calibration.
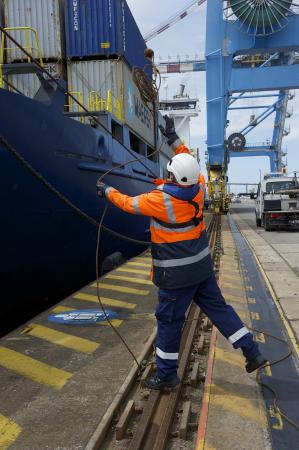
[159,84,200,160]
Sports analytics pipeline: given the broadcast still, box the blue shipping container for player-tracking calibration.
[65,0,148,69]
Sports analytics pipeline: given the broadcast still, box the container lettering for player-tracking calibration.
[73,0,79,31]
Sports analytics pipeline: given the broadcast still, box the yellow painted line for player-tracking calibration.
[248,297,256,304]
[250,312,260,320]
[0,346,71,389]
[0,414,22,450]
[269,406,283,430]
[135,257,152,262]
[52,306,75,313]
[242,233,299,359]
[26,323,100,354]
[210,384,267,426]
[51,306,123,327]
[74,292,137,309]
[255,332,265,343]
[105,274,153,285]
[264,365,272,377]
[215,347,244,368]
[99,319,123,328]
[126,261,151,267]
[116,267,150,275]
[91,283,149,295]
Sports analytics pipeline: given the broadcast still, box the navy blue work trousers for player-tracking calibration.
[155,273,260,380]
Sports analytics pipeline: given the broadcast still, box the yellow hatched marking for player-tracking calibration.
[51,307,123,327]
[248,297,256,304]
[210,384,267,426]
[135,257,152,262]
[91,283,149,295]
[0,414,22,450]
[105,274,153,285]
[0,346,71,390]
[52,306,75,313]
[99,319,123,328]
[215,347,243,368]
[116,267,149,275]
[26,323,99,354]
[251,312,260,320]
[74,292,137,309]
[126,261,151,268]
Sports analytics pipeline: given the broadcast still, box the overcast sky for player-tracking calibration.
[127,0,299,188]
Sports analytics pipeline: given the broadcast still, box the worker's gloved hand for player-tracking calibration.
[158,115,179,146]
[96,181,109,198]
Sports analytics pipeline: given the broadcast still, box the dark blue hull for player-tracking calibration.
[0,87,159,333]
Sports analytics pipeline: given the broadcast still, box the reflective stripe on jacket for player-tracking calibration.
[106,143,214,288]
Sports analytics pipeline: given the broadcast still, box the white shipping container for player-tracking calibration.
[67,60,123,115]
[67,59,155,146]
[4,0,63,62]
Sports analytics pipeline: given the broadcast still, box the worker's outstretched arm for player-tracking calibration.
[159,115,190,155]
[97,183,165,218]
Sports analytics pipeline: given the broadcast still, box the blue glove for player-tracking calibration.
[159,115,179,146]
[96,181,109,198]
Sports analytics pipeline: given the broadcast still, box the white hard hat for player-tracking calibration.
[167,153,200,186]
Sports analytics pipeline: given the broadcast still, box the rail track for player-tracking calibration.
[87,213,222,450]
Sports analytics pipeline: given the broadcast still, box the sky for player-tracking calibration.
[127,0,299,189]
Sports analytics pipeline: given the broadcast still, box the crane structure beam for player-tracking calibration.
[230,64,299,92]
[144,0,206,42]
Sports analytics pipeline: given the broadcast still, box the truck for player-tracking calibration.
[254,173,299,231]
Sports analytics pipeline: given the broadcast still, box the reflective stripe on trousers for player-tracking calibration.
[155,273,260,380]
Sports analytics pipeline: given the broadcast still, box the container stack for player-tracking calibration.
[1,0,154,146]
[64,0,153,142]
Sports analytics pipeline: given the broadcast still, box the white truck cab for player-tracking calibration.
[255,173,299,231]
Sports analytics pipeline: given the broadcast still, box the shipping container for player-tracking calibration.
[3,0,64,62]
[65,0,148,70]
[122,62,155,146]
[67,59,155,145]
[67,59,123,117]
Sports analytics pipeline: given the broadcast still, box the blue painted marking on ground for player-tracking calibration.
[48,309,118,326]
[229,214,299,450]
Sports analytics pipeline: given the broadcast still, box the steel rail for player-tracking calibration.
[128,213,221,450]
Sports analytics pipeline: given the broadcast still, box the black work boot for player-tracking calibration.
[145,374,180,391]
[245,354,268,373]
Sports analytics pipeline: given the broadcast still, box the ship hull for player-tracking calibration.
[0,88,157,333]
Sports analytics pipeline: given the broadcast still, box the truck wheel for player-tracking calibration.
[256,214,262,227]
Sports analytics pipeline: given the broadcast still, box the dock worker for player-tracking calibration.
[97,116,267,390]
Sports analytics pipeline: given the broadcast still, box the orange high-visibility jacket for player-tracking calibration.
[106,143,213,289]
